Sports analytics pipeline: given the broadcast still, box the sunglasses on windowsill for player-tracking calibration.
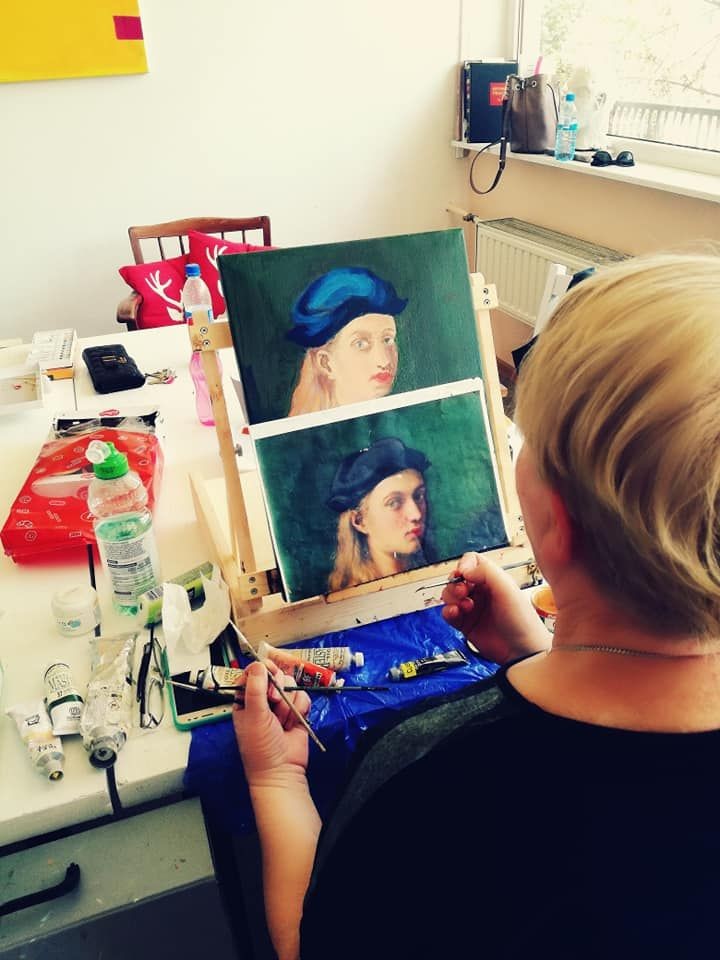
[590,149,635,168]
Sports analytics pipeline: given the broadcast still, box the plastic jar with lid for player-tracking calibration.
[51,584,101,636]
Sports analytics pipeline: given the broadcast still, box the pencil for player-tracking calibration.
[226,620,327,753]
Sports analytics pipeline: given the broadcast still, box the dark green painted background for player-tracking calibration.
[255,392,508,602]
[219,229,484,424]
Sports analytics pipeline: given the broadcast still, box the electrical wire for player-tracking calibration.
[105,763,124,817]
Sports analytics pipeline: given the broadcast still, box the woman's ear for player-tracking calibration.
[545,490,574,568]
[316,349,336,381]
[351,509,367,534]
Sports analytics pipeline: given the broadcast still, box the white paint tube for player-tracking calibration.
[257,641,364,673]
[189,665,245,691]
[44,661,84,735]
[80,632,137,768]
[6,700,65,780]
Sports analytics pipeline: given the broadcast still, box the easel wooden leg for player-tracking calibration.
[189,314,262,614]
[471,275,524,544]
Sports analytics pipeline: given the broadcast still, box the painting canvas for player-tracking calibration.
[219,229,484,425]
[251,380,508,603]
[1,1,147,83]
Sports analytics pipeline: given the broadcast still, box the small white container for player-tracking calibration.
[51,585,101,637]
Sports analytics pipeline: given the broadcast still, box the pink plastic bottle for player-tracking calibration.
[182,263,222,427]
[189,351,218,426]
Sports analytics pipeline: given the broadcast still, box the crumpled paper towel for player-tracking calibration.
[162,565,231,673]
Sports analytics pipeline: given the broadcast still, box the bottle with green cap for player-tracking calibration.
[86,439,161,616]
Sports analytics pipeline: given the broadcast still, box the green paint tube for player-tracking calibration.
[136,561,215,627]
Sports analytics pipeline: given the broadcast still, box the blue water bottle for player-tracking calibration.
[554,92,578,162]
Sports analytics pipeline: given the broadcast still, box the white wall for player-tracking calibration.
[0,0,507,341]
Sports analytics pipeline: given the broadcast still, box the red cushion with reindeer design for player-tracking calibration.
[118,253,189,329]
[187,230,273,319]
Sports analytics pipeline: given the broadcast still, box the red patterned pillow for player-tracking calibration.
[118,253,189,329]
[187,230,274,319]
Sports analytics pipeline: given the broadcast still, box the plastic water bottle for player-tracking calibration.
[554,92,578,162]
[86,440,161,616]
[181,263,222,427]
[181,262,213,325]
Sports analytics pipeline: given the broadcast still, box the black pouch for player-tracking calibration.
[82,344,146,394]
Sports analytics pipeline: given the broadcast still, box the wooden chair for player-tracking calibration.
[117,216,272,331]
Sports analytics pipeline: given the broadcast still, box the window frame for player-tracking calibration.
[513,0,720,178]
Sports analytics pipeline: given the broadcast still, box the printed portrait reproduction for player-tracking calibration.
[250,381,508,602]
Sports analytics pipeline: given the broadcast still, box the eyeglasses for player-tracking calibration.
[590,150,635,168]
[137,629,166,729]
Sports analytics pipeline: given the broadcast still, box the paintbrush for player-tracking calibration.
[166,678,389,695]
[226,620,327,752]
[416,559,537,591]
[417,575,465,591]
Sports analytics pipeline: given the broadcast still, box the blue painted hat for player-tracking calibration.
[287,267,408,348]
[327,437,430,513]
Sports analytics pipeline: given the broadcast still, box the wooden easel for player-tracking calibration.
[188,274,537,647]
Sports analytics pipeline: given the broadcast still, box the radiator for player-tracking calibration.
[473,218,627,327]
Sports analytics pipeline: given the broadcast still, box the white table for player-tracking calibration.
[0,326,246,847]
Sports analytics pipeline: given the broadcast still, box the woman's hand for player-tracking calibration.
[441,552,552,665]
[233,660,312,790]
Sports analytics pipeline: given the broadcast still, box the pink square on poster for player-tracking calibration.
[113,15,143,41]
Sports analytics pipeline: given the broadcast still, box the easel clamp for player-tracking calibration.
[236,568,282,602]
[188,317,234,352]
[478,284,499,309]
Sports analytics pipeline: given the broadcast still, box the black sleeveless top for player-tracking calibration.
[301,665,720,959]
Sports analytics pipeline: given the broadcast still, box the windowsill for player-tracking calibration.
[451,140,720,205]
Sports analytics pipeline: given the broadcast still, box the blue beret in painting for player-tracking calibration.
[327,437,430,512]
[286,267,408,348]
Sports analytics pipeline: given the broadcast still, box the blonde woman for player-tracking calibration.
[286,267,407,415]
[325,437,430,591]
[234,253,720,960]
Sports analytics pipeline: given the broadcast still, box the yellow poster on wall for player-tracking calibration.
[1,1,148,83]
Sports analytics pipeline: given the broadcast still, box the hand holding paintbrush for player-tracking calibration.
[232,658,320,782]
[227,620,327,753]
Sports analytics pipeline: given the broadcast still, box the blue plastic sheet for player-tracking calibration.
[185,605,498,833]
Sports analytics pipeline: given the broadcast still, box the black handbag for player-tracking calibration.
[470,73,558,195]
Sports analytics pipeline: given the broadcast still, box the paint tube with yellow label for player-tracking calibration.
[388,649,468,681]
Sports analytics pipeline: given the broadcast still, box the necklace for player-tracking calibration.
[553,643,715,660]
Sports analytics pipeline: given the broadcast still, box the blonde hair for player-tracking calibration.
[327,507,379,592]
[288,350,336,416]
[327,497,426,592]
[514,252,720,636]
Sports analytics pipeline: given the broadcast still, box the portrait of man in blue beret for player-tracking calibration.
[287,267,407,416]
[218,229,483,425]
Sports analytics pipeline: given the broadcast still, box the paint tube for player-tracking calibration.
[44,662,84,735]
[135,561,216,627]
[6,701,65,780]
[388,649,469,681]
[258,641,364,673]
[189,665,245,692]
[80,632,137,768]
[256,642,339,687]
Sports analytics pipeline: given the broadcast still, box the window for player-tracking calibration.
[518,0,720,170]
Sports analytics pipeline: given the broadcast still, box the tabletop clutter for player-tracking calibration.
[1,409,496,786]
[1,229,541,825]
